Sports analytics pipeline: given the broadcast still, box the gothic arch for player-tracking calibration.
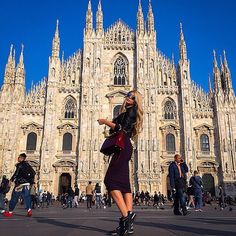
[63,96,77,119]
[112,53,129,85]
[162,97,177,120]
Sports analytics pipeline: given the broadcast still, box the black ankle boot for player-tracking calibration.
[128,211,136,234]
[119,216,129,236]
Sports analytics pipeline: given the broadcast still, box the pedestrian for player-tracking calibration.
[218,185,226,210]
[187,185,195,209]
[98,90,143,236]
[0,175,10,213]
[153,191,159,208]
[66,187,74,208]
[94,183,102,208]
[74,185,80,207]
[190,171,203,211]
[168,154,190,216]
[86,181,93,209]
[30,183,37,209]
[3,153,36,217]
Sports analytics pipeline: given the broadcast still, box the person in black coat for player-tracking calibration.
[168,154,190,216]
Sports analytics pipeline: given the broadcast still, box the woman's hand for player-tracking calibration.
[97,119,107,125]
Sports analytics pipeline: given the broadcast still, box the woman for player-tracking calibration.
[98,90,143,236]
[190,170,203,211]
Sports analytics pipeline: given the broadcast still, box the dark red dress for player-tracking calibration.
[104,105,137,193]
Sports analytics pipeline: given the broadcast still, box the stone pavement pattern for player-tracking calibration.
[0,204,235,236]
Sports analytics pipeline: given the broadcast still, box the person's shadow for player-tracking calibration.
[35,216,110,234]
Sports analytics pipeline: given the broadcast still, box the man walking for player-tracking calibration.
[168,154,190,216]
[3,153,35,217]
[86,181,93,209]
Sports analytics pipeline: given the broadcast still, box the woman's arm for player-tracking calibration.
[97,119,116,130]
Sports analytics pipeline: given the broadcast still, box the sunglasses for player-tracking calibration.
[126,92,135,100]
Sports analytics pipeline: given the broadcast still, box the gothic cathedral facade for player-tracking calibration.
[0,1,236,197]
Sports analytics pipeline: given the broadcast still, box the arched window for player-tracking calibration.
[114,56,127,85]
[200,134,210,152]
[63,133,72,151]
[26,132,37,151]
[166,134,175,152]
[164,100,176,119]
[113,105,122,118]
[64,98,76,119]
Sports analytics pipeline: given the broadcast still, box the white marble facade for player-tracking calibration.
[0,1,236,197]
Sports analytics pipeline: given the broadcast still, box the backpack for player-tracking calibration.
[21,162,36,184]
[0,177,10,194]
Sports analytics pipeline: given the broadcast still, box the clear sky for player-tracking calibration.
[0,0,235,92]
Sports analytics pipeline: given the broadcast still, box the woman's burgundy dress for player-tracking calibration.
[104,105,137,193]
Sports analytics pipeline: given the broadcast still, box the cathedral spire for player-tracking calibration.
[147,0,155,35]
[179,23,187,61]
[137,0,144,36]
[86,0,93,34]
[15,44,25,84]
[52,19,60,58]
[223,50,234,95]
[208,74,212,94]
[4,44,15,84]
[213,50,222,94]
[96,0,103,34]
[223,50,230,72]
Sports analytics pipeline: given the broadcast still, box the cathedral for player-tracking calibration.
[0,0,236,197]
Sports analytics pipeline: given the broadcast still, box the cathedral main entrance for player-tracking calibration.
[59,173,71,194]
[202,173,215,196]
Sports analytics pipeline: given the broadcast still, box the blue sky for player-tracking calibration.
[0,0,235,92]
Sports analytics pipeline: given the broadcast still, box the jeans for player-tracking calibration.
[9,185,31,211]
[0,193,6,210]
[174,188,187,213]
[194,189,203,209]
[96,194,102,208]
[86,195,92,208]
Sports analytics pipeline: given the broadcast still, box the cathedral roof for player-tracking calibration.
[104,19,135,50]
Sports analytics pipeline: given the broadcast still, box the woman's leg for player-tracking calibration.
[110,190,128,217]
[123,193,133,212]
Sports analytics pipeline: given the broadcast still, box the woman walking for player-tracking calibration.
[98,90,143,236]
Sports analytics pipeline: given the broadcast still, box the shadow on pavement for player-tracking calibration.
[34,216,109,234]
[103,218,236,236]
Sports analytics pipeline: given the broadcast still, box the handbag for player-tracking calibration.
[100,130,125,156]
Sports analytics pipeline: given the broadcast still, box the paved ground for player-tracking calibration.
[0,203,236,236]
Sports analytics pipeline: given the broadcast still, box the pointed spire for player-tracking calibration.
[137,0,144,36]
[4,44,16,84]
[52,19,60,58]
[86,0,93,33]
[179,23,187,61]
[147,0,155,35]
[96,0,103,34]
[208,74,212,94]
[19,44,24,66]
[222,50,233,95]
[213,50,218,68]
[16,44,25,79]
[220,55,224,71]
[212,50,222,94]
[7,44,13,64]
[223,50,229,70]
